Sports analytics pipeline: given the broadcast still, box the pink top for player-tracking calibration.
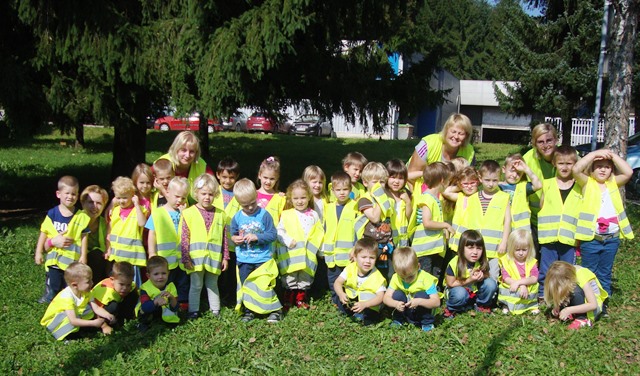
[501,261,539,280]
[256,191,274,209]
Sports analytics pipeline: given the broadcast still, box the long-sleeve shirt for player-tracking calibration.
[180,206,229,264]
[230,207,277,264]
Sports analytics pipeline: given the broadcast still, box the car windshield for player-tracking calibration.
[251,112,266,118]
[298,115,319,122]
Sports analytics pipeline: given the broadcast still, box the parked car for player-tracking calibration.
[246,111,280,133]
[290,114,333,137]
[223,112,249,132]
[153,113,222,133]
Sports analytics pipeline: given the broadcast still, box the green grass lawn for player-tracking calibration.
[1,129,638,374]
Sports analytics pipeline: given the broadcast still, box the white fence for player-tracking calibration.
[545,117,636,146]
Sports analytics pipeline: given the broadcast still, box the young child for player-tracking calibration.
[323,172,362,305]
[334,238,387,325]
[35,176,90,303]
[536,146,582,299]
[444,230,498,318]
[385,159,412,249]
[146,177,190,312]
[446,162,511,281]
[409,162,453,281]
[383,246,440,332]
[497,229,539,315]
[499,154,542,232]
[180,174,229,318]
[40,262,106,340]
[276,179,324,310]
[256,156,286,226]
[132,163,154,213]
[91,261,138,334]
[572,148,634,298]
[544,261,608,329]
[151,158,175,210]
[329,152,368,201]
[106,176,149,287]
[303,165,330,222]
[136,256,179,331]
[231,178,282,323]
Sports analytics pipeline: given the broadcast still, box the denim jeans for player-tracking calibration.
[327,266,345,306]
[391,290,434,326]
[168,267,190,304]
[580,237,620,296]
[538,242,575,295]
[446,278,497,312]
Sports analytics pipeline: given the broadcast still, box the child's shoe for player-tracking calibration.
[210,310,220,317]
[241,311,255,323]
[421,324,435,332]
[187,312,199,320]
[474,305,492,314]
[443,307,456,319]
[295,290,310,309]
[530,309,540,315]
[568,318,592,330]
[282,290,294,312]
[267,311,282,323]
[502,307,510,315]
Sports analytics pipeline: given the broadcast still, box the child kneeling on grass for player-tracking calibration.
[135,256,179,332]
[40,262,109,341]
[90,261,138,335]
[383,246,440,332]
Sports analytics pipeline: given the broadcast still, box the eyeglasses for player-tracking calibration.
[536,138,556,146]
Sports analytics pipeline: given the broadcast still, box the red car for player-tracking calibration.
[245,112,280,133]
[153,113,222,133]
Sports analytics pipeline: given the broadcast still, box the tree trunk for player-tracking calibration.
[605,0,637,158]
[74,121,85,148]
[560,113,572,146]
[198,112,211,162]
[111,121,147,180]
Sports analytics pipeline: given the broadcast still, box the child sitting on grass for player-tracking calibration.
[91,261,138,334]
[135,256,179,332]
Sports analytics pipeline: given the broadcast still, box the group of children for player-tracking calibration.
[37,130,634,340]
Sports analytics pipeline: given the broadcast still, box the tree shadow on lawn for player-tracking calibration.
[473,319,521,375]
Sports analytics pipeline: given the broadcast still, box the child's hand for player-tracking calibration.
[35,252,44,265]
[244,233,258,243]
[471,269,484,282]
[231,235,244,245]
[101,324,113,335]
[288,239,297,249]
[594,149,613,161]
[183,259,194,270]
[132,195,140,206]
[221,259,228,272]
[395,301,406,312]
[154,295,168,306]
[104,249,112,259]
[551,307,560,317]
[518,285,529,299]
[558,307,573,321]
[405,299,420,309]
[497,242,507,255]
[443,224,454,239]
[351,301,367,313]
[52,234,74,249]
[509,281,520,292]
[93,317,106,328]
[337,292,349,306]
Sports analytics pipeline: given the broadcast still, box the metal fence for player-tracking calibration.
[545,117,636,146]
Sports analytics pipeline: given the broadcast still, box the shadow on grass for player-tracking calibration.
[473,319,521,375]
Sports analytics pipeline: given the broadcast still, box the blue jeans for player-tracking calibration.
[580,237,619,296]
[238,262,264,285]
[45,266,66,301]
[446,278,497,312]
[327,266,345,306]
[538,242,575,295]
[391,290,434,326]
[169,267,190,304]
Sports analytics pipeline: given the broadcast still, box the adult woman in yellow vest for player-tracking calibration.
[497,230,540,315]
[407,113,475,186]
[81,185,110,285]
[572,148,634,297]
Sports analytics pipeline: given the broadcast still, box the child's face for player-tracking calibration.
[196,186,215,209]
[82,192,106,219]
[387,174,406,193]
[258,169,279,192]
[154,170,174,192]
[502,162,523,185]
[463,243,483,264]
[480,171,500,194]
[308,178,324,197]
[332,183,351,204]
[147,266,169,290]
[291,187,309,212]
[136,174,153,196]
[112,276,133,297]
[57,185,79,209]
[591,159,613,183]
[177,143,197,168]
[166,186,188,210]
[398,269,418,284]
[237,195,259,215]
[513,247,529,263]
[73,277,93,293]
[363,178,380,191]
[355,249,377,274]
[344,163,362,183]
[216,170,238,191]
[459,177,479,196]
[554,155,576,180]
[113,191,134,208]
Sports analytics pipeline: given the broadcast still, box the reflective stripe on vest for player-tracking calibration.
[510,182,531,231]
[323,201,359,268]
[497,257,539,314]
[108,206,147,267]
[343,262,386,312]
[41,211,90,271]
[151,207,181,269]
[537,178,581,246]
[275,209,324,276]
[235,259,282,314]
[135,280,179,323]
[409,192,445,258]
[41,291,93,341]
[445,256,481,292]
[180,205,226,275]
[576,266,608,321]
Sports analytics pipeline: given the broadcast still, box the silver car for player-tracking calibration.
[290,114,333,137]
[223,112,248,132]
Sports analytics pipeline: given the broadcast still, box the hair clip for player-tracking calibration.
[196,179,205,189]
[266,156,275,162]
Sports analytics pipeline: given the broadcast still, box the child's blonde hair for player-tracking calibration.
[303,165,328,199]
[233,178,257,202]
[58,175,79,191]
[80,185,108,207]
[64,262,93,285]
[191,174,219,199]
[504,153,524,167]
[285,179,313,210]
[168,176,190,194]
[352,237,377,257]
[392,247,419,278]
[455,167,479,188]
[111,176,136,197]
[153,158,174,177]
[258,156,281,191]
[544,261,577,309]
[456,230,489,281]
[167,131,201,166]
[132,163,153,191]
[361,162,388,185]
[342,152,368,169]
[440,113,473,147]
[506,229,536,262]
[111,261,135,280]
[423,162,452,188]
[450,157,470,172]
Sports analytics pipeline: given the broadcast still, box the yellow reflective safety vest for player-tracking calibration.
[91,278,136,306]
[408,192,446,258]
[261,193,286,228]
[135,280,179,323]
[575,177,634,241]
[445,256,482,292]
[537,178,581,246]
[510,182,532,232]
[180,205,227,275]
[150,206,181,270]
[213,192,241,253]
[108,206,148,267]
[389,270,438,297]
[408,134,475,165]
[497,257,538,315]
[328,181,367,202]
[275,209,324,276]
[450,191,510,258]
[391,195,410,247]
[522,149,556,226]
[575,266,608,321]
[323,200,362,268]
[343,262,387,312]
[235,259,282,314]
[40,210,90,271]
[40,287,94,341]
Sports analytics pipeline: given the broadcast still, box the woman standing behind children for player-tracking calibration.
[276,180,324,310]
[256,156,286,226]
[180,174,228,318]
[444,230,497,318]
[497,229,539,315]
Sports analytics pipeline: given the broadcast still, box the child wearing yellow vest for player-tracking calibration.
[255,156,286,227]
[385,159,413,249]
[383,247,440,331]
[146,177,190,312]
[303,165,331,294]
[150,158,175,211]
[136,256,179,332]
[328,151,368,202]
[35,175,90,304]
[572,148,634,299]
[105,177,149,288]
[334,238,387,325]
[276,180,324,310]
[497,229,539,315]
[91,261,137,335]
[132,163,154,213]
[498,154,542,232]
[41,262,106,340]
[544,261,607,329]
